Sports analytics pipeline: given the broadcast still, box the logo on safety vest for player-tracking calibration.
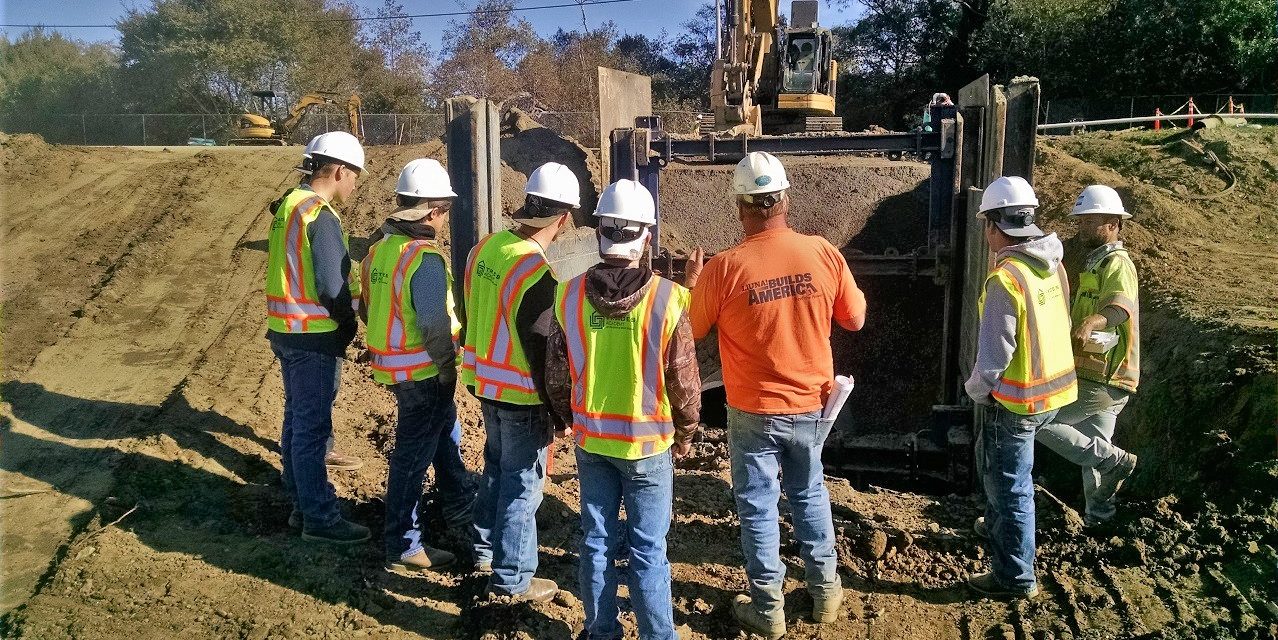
[589,310,637,330]
[1037,290,1046,306]
[475,260,501,285]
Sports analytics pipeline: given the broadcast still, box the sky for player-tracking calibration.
[0,0,864,52]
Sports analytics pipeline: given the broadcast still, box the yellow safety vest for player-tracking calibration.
[460,230,551,404]
[265,187,353,333]
[555,275,689,460]
[362,234,461,385]
[979,256,1079,415]
[1072,245,1140,393]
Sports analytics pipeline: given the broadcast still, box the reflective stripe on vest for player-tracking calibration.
[265,188,348,334]
[556,274,689,460]
[460,231,549,404]
[981,257,1079,415]
[364,235,460,385]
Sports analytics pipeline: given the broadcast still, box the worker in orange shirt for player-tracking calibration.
[686,151,867,640]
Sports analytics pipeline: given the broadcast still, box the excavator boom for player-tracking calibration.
[229,91,363,146]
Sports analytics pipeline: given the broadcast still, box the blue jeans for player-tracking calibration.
[980,404,1058,590]
[471,401,551,594]
[384,377,459,560]
[273,343,342,528]
[576,447,675,640]
[728,407,839,621]
[435,418,477,526]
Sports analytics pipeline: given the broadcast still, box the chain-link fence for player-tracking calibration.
[0,109,706,148]
[1041,94,1276,127]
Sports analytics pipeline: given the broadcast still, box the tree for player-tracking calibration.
[668,3,717,108]
[431,0,538,101]
[0,29,122,115]
[357,0,433,111]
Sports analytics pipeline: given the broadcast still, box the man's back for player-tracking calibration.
[690,228,865,414]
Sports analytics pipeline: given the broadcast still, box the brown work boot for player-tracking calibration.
[325,450,364,471]
[812,584,844,623]
[488,577,558,603]
[386,546,456,574]
[732,595,785,640]
[967,572,1039,600]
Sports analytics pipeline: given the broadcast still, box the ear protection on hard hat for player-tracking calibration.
[985,206,1037,228]
[524,194,569,219]
[742,191,784,208]
[598,224,645,243]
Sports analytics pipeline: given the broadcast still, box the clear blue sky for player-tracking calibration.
[0,0,863,52]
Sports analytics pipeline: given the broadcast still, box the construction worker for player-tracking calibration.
[686,152,866,639]
[965,175,1077,599]
[1035,185,1140,525]
[360,159,465,573]
[265,131,369,544]
[464,162,579,601]
[294,134,363,474]
[545,179,701,640]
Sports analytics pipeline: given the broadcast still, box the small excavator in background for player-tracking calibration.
[229,90,364,146]
[711,0,840,135]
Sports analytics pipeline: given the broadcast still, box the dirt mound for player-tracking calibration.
[1033,127,1277,505]
[658,155,931,254]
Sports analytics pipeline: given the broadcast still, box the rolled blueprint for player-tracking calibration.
[821,375,855,421]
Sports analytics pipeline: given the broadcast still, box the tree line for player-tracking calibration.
[1,0,1273,134]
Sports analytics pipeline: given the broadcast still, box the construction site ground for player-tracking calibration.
[1,123,1275,640]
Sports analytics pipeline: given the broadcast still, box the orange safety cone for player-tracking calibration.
[1154,108,1162,131]
[1187,98,1196,128]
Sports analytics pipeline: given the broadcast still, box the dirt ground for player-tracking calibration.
[2,126,1276,640]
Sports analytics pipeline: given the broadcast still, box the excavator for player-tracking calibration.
[228,91,364,146]
[710,0,840,135]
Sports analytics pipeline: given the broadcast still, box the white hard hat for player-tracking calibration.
[302,135,321,159]
[308,131,365,172]
[594,179,655,225]
[396,158,457,199]
[595,180,655,260]
[978,176,1043,238]
[524,162,581,207]
[1070,184,1131,219]
[733,151,790,196]
[978,175,1038,213]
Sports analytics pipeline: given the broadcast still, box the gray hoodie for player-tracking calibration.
[964,233,1067,405]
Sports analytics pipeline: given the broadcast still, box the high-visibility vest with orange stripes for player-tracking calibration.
[555,274,690,460]
[979,256,1079,415]
[460,230,551,405]
[265,187,352,334]
[362,234,461,385]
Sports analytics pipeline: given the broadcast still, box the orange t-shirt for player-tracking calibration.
[690,228,866,414]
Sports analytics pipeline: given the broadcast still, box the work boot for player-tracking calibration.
[1093,452,1137,505]
[732,595,785,640]
[488,577,558,603]
[302,518,371,545]
[811,584,844,623]
[973,516,989,540]
[288,509,302,530]
[966,572,1039,600]
[386,547,456,574]
[473,560,493,574]
[325,451,364,472]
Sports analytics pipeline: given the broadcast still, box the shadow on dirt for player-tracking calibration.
[0,381,463,637]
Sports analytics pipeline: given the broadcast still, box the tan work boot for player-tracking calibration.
[325,450,364,471]
[386,547,456,574]
[732,595,785,640]
[488,577,558,603]
[812,584,844,623]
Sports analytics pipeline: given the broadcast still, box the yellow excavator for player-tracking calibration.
[229,91,364,145]
[710,0,840,135]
